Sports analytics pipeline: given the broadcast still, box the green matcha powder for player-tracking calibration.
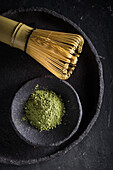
[23,88,65,131]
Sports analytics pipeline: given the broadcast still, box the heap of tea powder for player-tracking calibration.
[24,89,65,131]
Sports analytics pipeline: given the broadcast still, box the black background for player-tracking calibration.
[0,0,113,169]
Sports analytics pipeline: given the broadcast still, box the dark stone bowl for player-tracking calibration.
[0,7,104,165]
[11,77,82,147]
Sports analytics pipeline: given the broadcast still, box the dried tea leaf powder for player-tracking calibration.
[23,89,65,131]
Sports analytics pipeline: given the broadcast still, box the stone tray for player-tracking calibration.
[0,8,104,165]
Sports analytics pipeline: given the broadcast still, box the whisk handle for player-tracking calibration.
[0,16,33,51]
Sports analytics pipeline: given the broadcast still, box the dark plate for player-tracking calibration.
[11,77,82,147]
[0,8,104,165]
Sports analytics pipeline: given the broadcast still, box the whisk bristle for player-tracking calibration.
[26,29,84,80]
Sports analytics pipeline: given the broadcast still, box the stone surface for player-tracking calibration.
[0,0,113,170]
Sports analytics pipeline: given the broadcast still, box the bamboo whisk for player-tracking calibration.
[0,16,84,80]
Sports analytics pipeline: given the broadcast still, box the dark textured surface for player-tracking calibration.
[0,0,112,170]
[11,77,82,146]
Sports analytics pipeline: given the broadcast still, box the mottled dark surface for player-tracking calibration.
[0,0,113,170]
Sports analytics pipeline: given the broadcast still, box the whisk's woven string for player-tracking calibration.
[10,22,35,52]
[24,28,35,52]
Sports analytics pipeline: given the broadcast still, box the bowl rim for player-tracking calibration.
[0,7,104,165]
